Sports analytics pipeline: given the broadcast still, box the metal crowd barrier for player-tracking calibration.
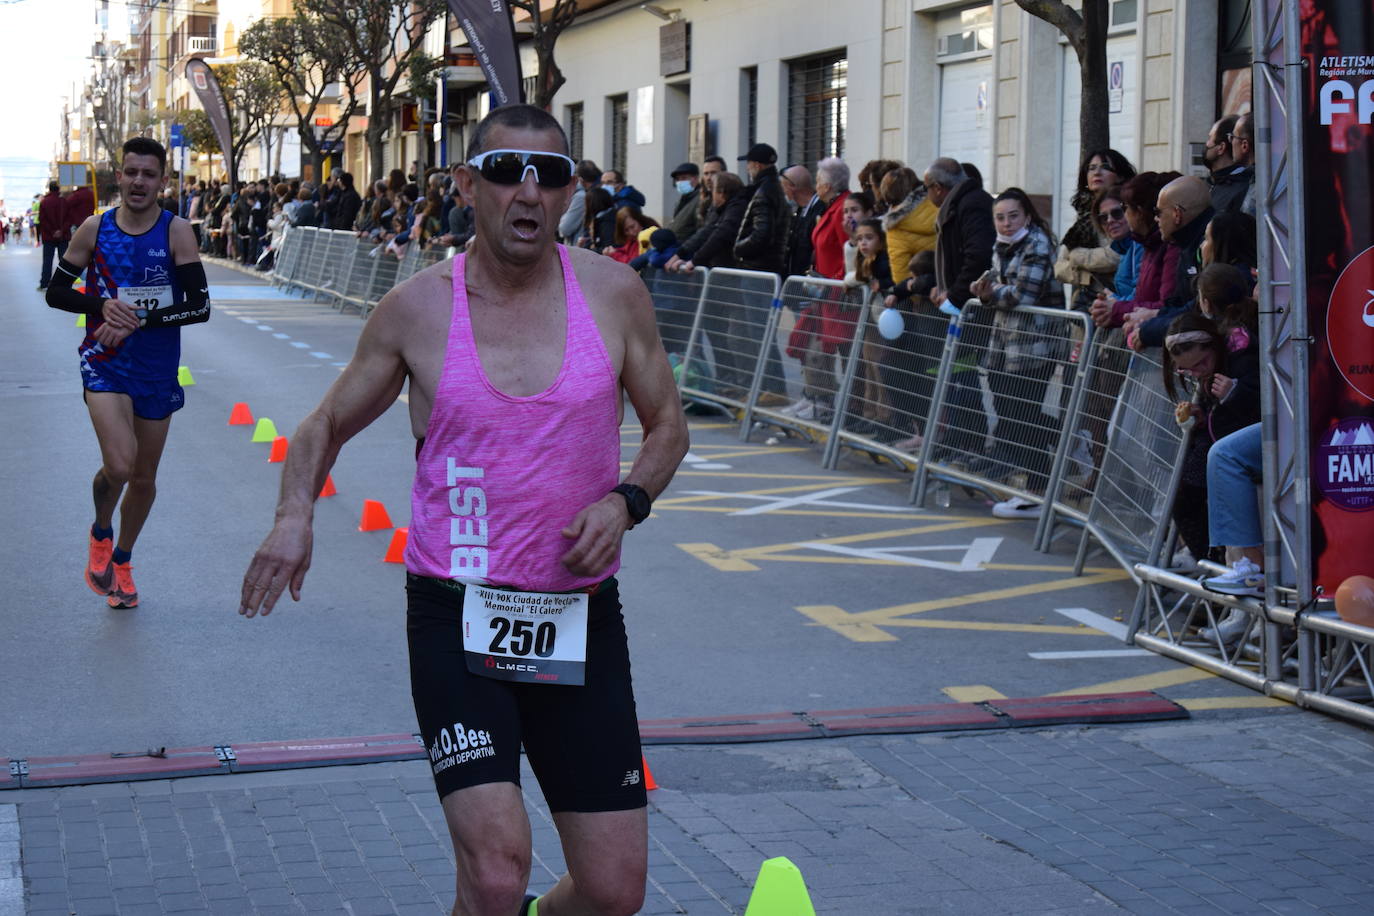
[261,242,1374,728]
[677,268,782,422]
[270,227,456,316]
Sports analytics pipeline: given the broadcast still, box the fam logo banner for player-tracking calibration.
[1303,1,1374,588]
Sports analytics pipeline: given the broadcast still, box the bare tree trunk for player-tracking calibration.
[533,46,565,111]
[1015,0,1111,167]
[1077,0,1110,162]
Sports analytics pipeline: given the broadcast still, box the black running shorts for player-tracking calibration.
[405,574,648,812]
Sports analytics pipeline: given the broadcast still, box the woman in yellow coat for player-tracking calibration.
[880,168,938,283]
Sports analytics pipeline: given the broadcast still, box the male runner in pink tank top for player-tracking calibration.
[239,105,688,916]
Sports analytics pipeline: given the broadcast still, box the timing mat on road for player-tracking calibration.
[2,692,1186,789]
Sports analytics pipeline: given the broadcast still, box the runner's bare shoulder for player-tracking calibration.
[367,256,453,344]
[564,245,652,315]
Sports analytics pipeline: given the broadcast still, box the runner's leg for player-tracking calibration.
[116,412,173,553]
[538,808,648,916]
[439,782,533,916]
[85,391,139,529]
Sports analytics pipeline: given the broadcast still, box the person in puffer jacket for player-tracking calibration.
[970,187,1066,520]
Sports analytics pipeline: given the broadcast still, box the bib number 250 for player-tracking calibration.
[487,618,557,658]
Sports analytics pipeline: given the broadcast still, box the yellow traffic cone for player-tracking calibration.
[743,857,815,916]
[76,313,86,328]
[177,365,195,386]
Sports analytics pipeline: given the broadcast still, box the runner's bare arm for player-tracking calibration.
[560,267,689,577]
[239,291,413,617]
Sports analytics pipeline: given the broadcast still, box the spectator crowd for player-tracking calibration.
[184,107,1262,629]
[527,110,1261,626]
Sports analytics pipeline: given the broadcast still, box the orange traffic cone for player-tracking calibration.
[268,436,288,463]
[228,402,253,425]
[642,755,659,791]
[318,475,337,498]
[359,499,394,531]
[384,527,409,563]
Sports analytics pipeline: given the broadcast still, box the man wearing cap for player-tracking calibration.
[730,143,789,399]
[667,162,702,240]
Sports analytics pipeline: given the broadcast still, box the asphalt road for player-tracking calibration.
[1,243,1268,761]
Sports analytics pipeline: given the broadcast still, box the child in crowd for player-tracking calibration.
[1162,300,1260,568]
[629,227,679,272]
[851,218,897,436]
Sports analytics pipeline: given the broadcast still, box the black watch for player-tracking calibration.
[612,483,652,527]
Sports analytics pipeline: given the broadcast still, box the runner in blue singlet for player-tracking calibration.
[45,137,211,609]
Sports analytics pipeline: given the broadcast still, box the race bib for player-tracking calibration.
[462,585,589,685]
[121,284,173,314]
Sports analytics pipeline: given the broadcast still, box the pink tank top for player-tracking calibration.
[405,246,622,590]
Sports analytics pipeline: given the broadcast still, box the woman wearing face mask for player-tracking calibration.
[969,188,1065,519]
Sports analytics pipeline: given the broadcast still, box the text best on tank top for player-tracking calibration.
[405,245,622,592]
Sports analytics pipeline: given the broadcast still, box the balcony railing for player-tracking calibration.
[187,36,216,53]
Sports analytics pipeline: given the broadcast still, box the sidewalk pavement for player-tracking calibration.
[6,707,1374,915]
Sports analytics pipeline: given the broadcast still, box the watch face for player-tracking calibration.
[618,485,651,522]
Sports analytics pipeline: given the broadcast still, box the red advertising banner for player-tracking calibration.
[185,59,236,187]
[1302,2,1374,591]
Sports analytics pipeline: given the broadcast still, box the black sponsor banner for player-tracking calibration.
[185,59,236,186]
[1301,1,1374,590]
[447,0,525,108]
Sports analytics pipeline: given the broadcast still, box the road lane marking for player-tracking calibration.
[1053,607,1130,641]
[1177,696,1290,710]
[942,686,1007,702]
[677,521,1005,571]
[290,341,310,348]
[1028,649,1154,659]
[310,352,333,359]
[798,537,1002,572]
[795,571,1130,642]
[273,332,290,339]
[237,317,258,324]
[1050,667,1216,696]
[256,324,273,331]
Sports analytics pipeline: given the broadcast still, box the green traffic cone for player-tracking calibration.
[251,418,278,443]
[744,857,816,916]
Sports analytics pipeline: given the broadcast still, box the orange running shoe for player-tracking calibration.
[107,562,138,608]
[86,534,114,596]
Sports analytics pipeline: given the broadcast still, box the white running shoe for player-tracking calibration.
[779,396,812,417]
[1201,557,1265,597]
[991,496,1041,519]
[791,399,819,421]
[1200,608,1251,644]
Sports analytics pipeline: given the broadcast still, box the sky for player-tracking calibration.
[0,0,115,164]
[0,0,259,185]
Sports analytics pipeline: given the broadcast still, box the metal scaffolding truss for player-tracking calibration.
[1130,0,1374,729]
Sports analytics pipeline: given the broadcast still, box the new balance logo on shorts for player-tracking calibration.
[621,769,641,787]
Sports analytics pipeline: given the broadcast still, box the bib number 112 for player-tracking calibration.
[488,618,557,658]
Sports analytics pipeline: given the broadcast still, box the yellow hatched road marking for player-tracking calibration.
[796,574,1126,631]
[1050,667,1216,696]
[1177,695,1291,710]
[942,686,1008,702]
[868,619,1104,635]
[676,520,1004,571]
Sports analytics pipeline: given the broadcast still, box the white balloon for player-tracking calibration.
[877,307,905,340]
